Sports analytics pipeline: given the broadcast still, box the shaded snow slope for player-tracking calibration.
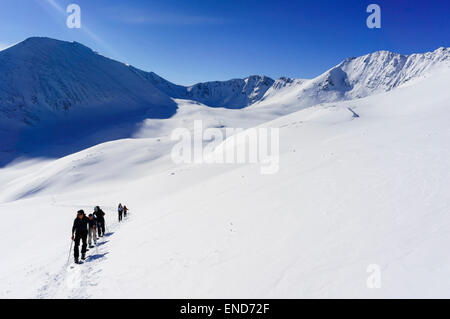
[0,66,449,298]
[0,37,179,166]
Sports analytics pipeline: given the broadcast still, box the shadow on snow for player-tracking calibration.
[86,252,109,262]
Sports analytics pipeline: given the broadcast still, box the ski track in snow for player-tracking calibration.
[36,210,129,299]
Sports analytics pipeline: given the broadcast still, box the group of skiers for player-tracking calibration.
[71,203,129,264]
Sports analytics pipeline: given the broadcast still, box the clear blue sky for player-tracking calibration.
[0,0,448,85]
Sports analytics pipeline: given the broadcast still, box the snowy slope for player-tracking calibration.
[260,77,307,101]
[0,63,449,298]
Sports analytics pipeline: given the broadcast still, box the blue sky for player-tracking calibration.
[0,0,448,85]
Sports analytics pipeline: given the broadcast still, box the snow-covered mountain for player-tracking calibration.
[138,71,275,108]
[0,37,178,165]
[255,47,450,112]
[0,36,274,115]
[0,37,274,155]
[0,37,177,126]
[2,37,448,127]
[161,48,450,110]
[0,37,448,168]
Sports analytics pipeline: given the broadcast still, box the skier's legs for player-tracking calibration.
[81,232,88,255]
[101,223,105,235]
[74,234,81,260]
[88,228,97,245]
[98,222,103,237]
[88,228,93,245]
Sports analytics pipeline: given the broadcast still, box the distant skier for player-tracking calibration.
[94,206,106,237]
[87,214,97,248]
[72,210,89,263]
[118,203,123,222]
[123,205,128,218]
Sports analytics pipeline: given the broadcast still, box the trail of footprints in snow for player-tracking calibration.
[37,214,129,298]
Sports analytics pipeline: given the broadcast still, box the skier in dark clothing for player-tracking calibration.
[94,206,106,237]
[72,210,89,263]
[123,205,128,218]
[118,203,123,222]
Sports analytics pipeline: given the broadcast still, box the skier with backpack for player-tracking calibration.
[118,203,123,222]
[94,206,106,237]
[71,210,89,263]
[87,214,97,248]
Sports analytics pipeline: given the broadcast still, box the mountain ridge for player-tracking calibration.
[132,68,275,109]
[253,46,450,112]
[1,37,449,126]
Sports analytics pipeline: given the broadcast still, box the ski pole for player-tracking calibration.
[67,238,74,264]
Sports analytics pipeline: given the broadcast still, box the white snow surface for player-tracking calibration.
[0,39,450,298]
